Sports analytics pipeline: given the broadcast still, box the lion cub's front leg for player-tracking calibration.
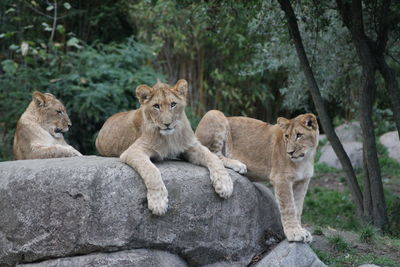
[120,145,168,215]
[30,145,82,159]
[183,144,233,198]
[273,178,312,243]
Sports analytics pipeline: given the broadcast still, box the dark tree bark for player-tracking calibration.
[377,56,400,139]
[336,0,388,228]
[277,0,364,215]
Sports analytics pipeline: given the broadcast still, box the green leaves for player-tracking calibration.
[63,2,71,10]
[66,37,82,49]
[0,37,161,158]
[1,59,18,74]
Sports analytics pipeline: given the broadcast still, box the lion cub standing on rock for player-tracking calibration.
[195,110,319,243]
[96,80,233,215]
[13,91,82,160]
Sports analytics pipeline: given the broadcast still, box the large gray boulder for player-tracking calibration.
[0,156,283,266]
[379,131,400,163]
[18,249,187,267]
[254,240,327,267]
[319,141,363,170]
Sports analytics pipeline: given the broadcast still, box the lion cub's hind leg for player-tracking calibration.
[196,110,247,174]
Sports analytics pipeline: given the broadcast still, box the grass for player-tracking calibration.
[359,225,377,244]
[303,187,361,231]
[306,140,400,266]
[314,162,338,174]
[314,248,398,267]
[328,235,349,252]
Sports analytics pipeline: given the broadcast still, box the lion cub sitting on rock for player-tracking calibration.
[195,110,319,243]
[96,79,233,215]
[13,91,82,160]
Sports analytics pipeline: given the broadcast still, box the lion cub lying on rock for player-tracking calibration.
[96,79,233,215]
[13,91,82,160]
[196,110,319,243]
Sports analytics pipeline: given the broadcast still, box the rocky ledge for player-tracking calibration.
[0,156,324,266]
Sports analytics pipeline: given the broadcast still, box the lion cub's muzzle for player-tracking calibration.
[159,122,176,136]
[54,124,71,138]
[287,150,305,161]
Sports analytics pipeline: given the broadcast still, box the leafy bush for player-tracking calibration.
[0,37,162,160]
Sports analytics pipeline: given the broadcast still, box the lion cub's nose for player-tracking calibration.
[164,123,171,128]
[68,123,72,128]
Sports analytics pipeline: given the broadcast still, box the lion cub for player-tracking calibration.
[13,91,82,160]
[195,110,319,243]
[96,80,233,215]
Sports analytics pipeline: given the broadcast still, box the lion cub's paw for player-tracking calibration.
[70,149,82,157]
[147,188,169,216]
[285,227,313,243]
[212,171,233,199]
[231,160,247,174]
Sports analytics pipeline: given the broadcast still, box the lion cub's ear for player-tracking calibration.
[277,117,290,129]
[301,113,318,130]
[44,93,56,99]
[32,91,47,107]
[136,84,153,104]
[172,79,188,98]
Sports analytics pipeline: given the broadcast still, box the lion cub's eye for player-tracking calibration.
[296,133,303,139]
[57,110,63,115]
[153,104,160,110]
[171,102,177,108]
[285,134,289,139]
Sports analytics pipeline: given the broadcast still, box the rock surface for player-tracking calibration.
[334,121,362,143]
[379,131,400,163]
[254,240,327,267]
[0,156,284,266]
[319,141,363,170]
[18,249,187,267]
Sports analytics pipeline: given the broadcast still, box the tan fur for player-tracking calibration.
[13,91,82,160]
[196,110,319,243]
[96,80,233,215]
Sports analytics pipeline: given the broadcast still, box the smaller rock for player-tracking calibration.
[379,131,400,163]
[319,142,363,170]
[17,249,187,267]
[335,121,362,143]
[254,240,327,267]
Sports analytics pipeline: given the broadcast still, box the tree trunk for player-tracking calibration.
[377,56,400,139]
[336,0,388,229]
[277,0,364,216]
[358,55,387,227]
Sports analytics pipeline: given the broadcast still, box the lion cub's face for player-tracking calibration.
[136,79,188,136]
[32,91,72,139]
[277,114,319,163]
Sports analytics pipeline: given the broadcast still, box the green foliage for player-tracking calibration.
[327,235,349,252]
[129,0,285,120]
[0,37,162,160]
[385,189,400,238]
[303,187,361,230]
[314,162,338,174]
[374,108,396,136]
